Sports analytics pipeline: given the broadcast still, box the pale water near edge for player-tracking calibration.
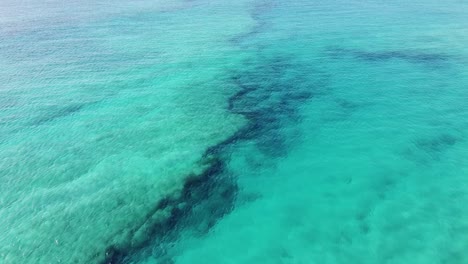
[1,1,468,264]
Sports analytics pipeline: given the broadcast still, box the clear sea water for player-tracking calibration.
[1,0,468,263]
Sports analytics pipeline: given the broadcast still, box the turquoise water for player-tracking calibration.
[1,0,468,263]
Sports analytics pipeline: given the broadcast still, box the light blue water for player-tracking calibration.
[1,0,468,263]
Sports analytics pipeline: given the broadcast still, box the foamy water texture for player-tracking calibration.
[1,0,468,264]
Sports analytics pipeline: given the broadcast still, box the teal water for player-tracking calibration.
[1,0,468,263]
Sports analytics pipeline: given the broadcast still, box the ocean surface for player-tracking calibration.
[1,0,468,263]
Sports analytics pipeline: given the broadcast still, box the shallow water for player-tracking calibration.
[1,0,468,264]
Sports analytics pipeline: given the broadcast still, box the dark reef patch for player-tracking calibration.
[402,133,461,164]
[326,47,452,67]
[110,43,323,264]
[336,98,360,111]
[103,157,237,264]
[415,133,458,153]
[224,55,316,158]
[106,0,325,262]
[31,103,91,126]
